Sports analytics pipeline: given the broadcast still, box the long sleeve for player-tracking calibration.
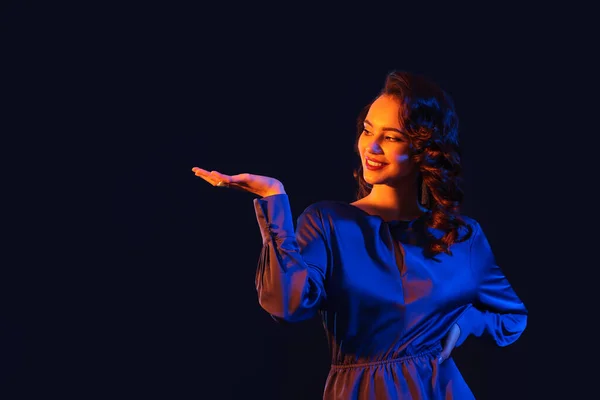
[455,221,528,347]
[253,194,329,322]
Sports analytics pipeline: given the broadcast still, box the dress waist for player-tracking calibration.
[330,343,442,370]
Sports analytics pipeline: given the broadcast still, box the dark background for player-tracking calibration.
[1,2,591,399]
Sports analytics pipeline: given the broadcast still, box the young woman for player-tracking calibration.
[192,70,527,399]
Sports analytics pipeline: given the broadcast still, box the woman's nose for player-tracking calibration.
[366,140,383,154]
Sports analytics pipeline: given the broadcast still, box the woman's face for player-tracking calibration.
[358,95,415,186]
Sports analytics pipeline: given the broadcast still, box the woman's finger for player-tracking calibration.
[438,323,461,364]
[191,167,209,177]
[192,167,230,187]
[209,170,231,182]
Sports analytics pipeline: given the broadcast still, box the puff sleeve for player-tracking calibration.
[253,194,329,322]
[455,222,528,347]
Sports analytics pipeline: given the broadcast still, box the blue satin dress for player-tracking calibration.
[253,194,527,399]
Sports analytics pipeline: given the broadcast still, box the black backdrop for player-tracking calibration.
[1,2,589,399]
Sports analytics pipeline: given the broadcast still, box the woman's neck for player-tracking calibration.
[353,183,427,221]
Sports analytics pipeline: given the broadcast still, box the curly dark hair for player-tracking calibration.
[353,70,473,257]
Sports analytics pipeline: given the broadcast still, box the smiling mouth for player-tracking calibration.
[366,159,386,167]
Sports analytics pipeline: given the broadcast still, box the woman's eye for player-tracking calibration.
[362,129,402,142]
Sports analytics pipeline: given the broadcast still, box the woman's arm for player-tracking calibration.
[455,221,528,347]
[253,194,329,322]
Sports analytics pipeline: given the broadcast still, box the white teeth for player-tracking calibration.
[366,159,384,167]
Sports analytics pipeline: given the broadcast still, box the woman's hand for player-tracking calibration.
[439,323,461,364]
[192,167,286,198]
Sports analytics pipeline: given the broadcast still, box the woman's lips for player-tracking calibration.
[365,157,387,171]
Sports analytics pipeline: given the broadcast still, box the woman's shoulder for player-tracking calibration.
[421,213,480,243]
[301,199,356,215]
[458,214,480,229]
[298,199,368,224]
[458,214,486,232]
[454,214,486,244]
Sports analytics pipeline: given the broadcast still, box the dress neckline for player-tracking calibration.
[340,201,429,224]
